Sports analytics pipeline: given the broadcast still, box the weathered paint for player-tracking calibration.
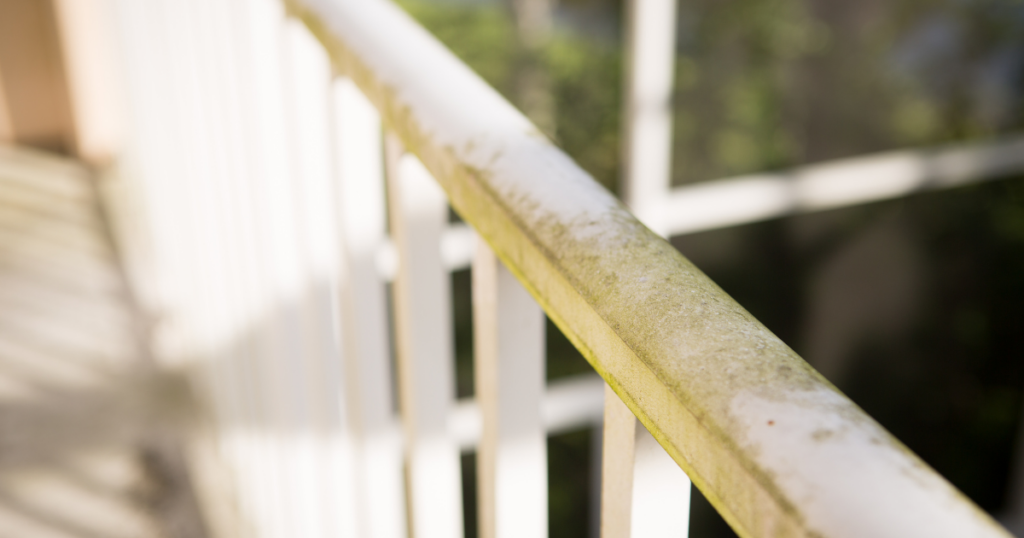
[287,1,1014,537]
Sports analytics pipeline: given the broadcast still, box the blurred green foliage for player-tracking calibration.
[398,0,1024,191]
[397,0,623,193]
[671,0,1024,182]
[396,1,1024,537]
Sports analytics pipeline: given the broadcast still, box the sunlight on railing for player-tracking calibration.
[83,0,1024,537]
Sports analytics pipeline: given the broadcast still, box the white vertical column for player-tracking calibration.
[601,385,691,538]
[213,1,303,536]
[610,2,691,535]
[590,420,604,538]
[174,1,296,536]
[621,0,678,233]
[282,18,358,538]
[111,0,302,535]
[176,2,276,536]
[630,427,691,538]
[473,243,547,538]
[234,1,318,536]
[114,0,275,535]
[386,135,464,538]
[106,0,180,348]
[333,77,408,538]
[601,385,636,538]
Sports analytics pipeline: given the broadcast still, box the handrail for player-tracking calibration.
[287,0,1012,537]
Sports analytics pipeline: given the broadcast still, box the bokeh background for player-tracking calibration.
[399,0,1024,536]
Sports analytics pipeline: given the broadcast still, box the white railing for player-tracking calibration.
[619,0,1024,239]
[87,0,1023,537]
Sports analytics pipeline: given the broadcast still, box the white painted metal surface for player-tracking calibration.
[473,242,548,538]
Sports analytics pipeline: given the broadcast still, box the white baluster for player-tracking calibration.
[129,1,256,534]
[180,1,276,535]
[612,1,692,535]
[622,0,678,233]
[235,1,316,535]
[631,427,691,538]
[601,385,691,538]
[473,242,547,538]
[386,134,464,538]
[282,18,359,538]
[116,0,278,534]
[209,1,300,535]
[601,385,636,538]
[333,77,408,538]
[186,0,293,535]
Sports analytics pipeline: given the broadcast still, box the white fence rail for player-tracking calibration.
[89,0,1023,537]
[619,0,1024,239]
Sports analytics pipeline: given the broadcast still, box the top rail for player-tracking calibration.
[287,1,1011,536]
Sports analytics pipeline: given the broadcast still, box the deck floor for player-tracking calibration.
[0,146,205,538]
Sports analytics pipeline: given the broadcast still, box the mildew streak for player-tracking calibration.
[288,1,1011,537]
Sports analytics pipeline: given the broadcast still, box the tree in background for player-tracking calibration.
[395,2,1024,537]
[509,0,557,135]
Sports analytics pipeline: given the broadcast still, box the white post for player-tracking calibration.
[601,385,691,538]
[601,385,636,538]
[386,134,464,538]
[180,2,282,536]
[333,76,408,538]
[473,242,547,538]
[282,18,360,538]
[609,1,692,535]
[621,0,678,233]
[231,1,323,535]
[111,0,288,534]
[630,427,691,538]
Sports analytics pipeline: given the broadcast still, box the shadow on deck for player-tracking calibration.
[0,145,207,538]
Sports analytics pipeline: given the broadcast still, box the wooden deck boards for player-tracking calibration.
[0,146,205,538]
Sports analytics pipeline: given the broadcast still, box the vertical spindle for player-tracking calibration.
[333,76,408,538]
[386,136,464,538]
[473,242,547,538]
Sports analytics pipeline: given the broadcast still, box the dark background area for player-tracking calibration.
[403,0,1024,536]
